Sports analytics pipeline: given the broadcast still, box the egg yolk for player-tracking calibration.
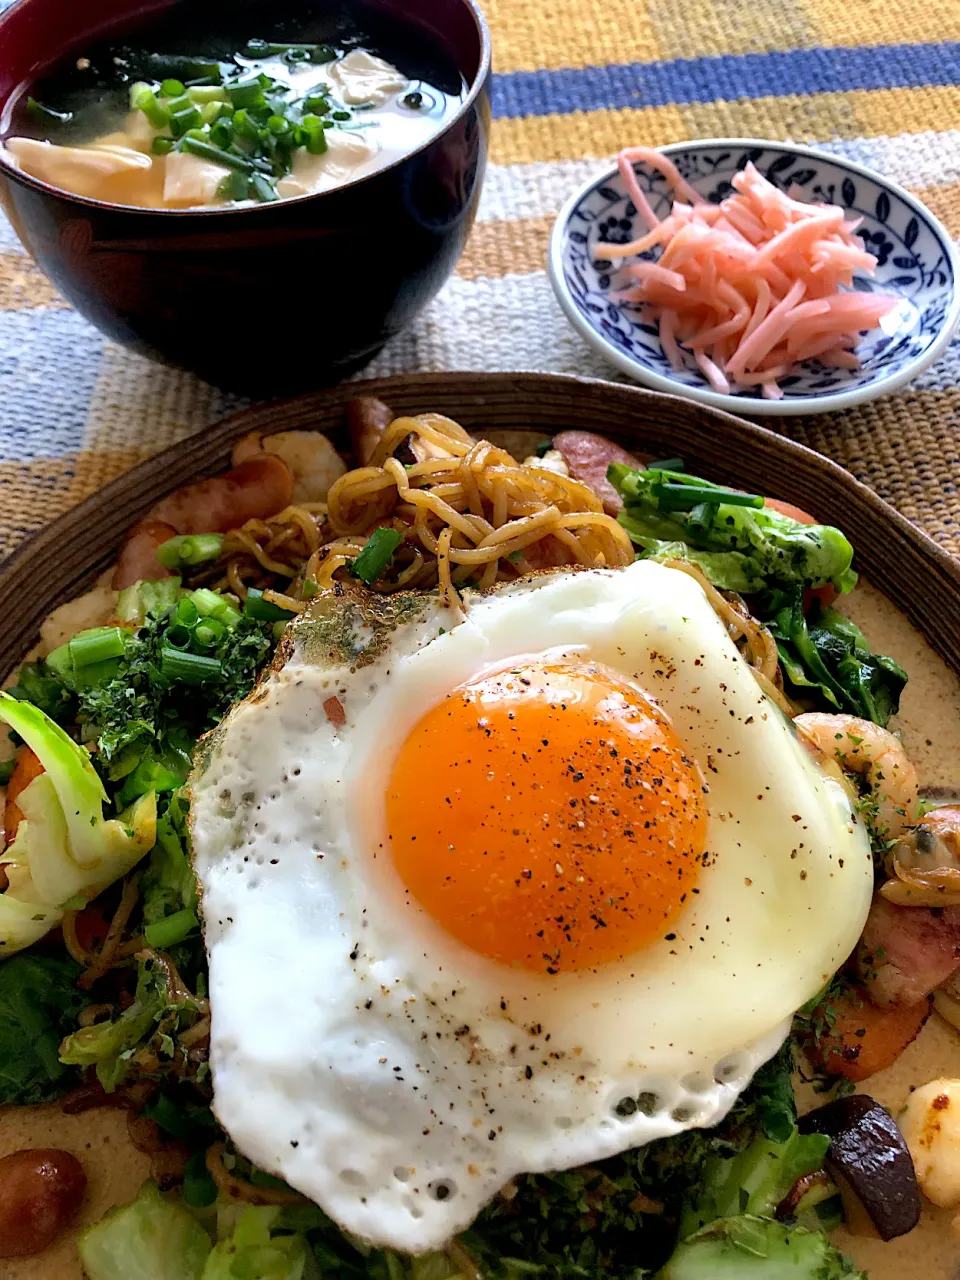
[385,661,707,974]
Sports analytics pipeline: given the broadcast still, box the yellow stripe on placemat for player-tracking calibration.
[646,0,815,62]
[808,0,960,49]
[0,252,68,311]
[457,216,554,281]
[482,0,663,71]
[481,0,960,71]
[685,86,960,150]
[492,105,687,166]
[491,86,960,167]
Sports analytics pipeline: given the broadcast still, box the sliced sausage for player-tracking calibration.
[112,520,177,590]
[346,397,394,465]
[144,454,294,535]
[0,1148,86,1257]
[552,430,649,515]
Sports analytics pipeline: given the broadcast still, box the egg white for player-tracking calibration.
[190,562,873,1251]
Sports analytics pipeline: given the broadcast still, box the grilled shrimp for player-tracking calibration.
[232,430,346,504]
[794,712,920,838]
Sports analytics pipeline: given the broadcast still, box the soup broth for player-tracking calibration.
[1,0,465,209]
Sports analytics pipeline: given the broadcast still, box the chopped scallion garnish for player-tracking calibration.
[69,626,127,668]
[228,76,266,109]
[144,908,199,949]
[653,481,764,511]
[243,588,295,622]
[129,41,361,204]
[156,533,225,570]
[27,97,73,125]
[349,527,403,585]
[160,646,223,684]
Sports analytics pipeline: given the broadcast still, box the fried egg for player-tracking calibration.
[189,562,873,1251]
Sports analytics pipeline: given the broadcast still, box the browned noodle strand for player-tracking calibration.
[214,503,327,599]
[78,873,141,989]
[205,1142,305,1206]
[61,909,92,967]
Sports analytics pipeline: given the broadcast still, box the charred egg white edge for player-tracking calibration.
[190,562,873,1251]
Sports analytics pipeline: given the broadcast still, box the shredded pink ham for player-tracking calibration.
[596,151,899,397]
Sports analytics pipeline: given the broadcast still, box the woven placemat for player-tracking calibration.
[0,1,959,559]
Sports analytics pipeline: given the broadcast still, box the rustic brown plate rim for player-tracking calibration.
[1,370,956,682]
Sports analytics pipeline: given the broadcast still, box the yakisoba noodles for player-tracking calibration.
[213,504,328,601]
[198,414,786,703]
[313,413,634,606]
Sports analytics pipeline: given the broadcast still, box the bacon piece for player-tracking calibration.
[552,431,649,515]
[859,896,960,1007]
[112,520,177,589]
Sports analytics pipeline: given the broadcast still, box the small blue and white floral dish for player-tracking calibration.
[548,139,960,416]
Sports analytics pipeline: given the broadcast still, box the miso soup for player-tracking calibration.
[1,0,466,209]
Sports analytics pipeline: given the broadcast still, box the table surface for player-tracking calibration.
[0,1,958,562]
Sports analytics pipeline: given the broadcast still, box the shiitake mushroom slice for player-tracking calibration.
[798,1093,921,1241]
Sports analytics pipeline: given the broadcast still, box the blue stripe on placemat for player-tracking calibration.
[490,42,960,118]
[0,310,103,459]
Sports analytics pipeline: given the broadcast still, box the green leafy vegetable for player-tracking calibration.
[657,1216,865,1278]
[116,740,192,807]
[116,578,183,626]
[59,961,166,1091]
[679,1129,829,1238]
[142,792,198,924]
[7,658,76,723]
[60,948,204,1091]
[204,1206,308,1280]
[78,1179,212,1280]
[183,1151,218,1208]
[146,1090,218,1147]
[767,593,907,727]
[0,693,157,955]
[0,953,87,1103]
[610,465,857,596]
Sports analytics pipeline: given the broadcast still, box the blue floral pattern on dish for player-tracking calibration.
[559,144,956,403]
